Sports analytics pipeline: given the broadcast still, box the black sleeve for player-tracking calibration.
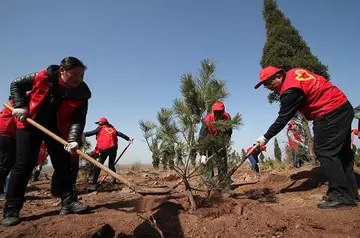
[68,101,88,145]
[226,116,233,137]
[116,131,130,141]
[10,73,37,108]
[84,127,99,137]
[263,88,306,140]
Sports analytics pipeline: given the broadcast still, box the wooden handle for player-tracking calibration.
[3,103,140,191]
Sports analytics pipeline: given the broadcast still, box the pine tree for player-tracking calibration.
[241,148,246,159]
[274,137,282,163]
[261,0,328,164]
[259,152,265,163]
[140,59,243,209]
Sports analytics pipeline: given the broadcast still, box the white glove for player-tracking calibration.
[256,136,268,146]
[200,155,208,164]
[12,107,28,122]
[64,142,79,153]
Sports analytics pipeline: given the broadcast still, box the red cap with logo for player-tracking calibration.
[254,66,282,89]
[212,101,225,111]
[95,117,108,124]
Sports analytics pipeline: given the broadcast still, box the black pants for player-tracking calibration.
[4,125,73,213]
[0,136,16,194]
[313,101,358,202]
[71,155,79,187]
[92,146,117,184]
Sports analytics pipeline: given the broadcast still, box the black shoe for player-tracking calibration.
[59,196,89,215]
[1,213,20,227]
[317,200,357,209]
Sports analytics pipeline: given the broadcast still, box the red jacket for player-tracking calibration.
[287,127,303,149]
[96,125,118,150]
[280,68,347,120]
[202,112,231,136]
[0,100,16,138]
[15,70,85,139]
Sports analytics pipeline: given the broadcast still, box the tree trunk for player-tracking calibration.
[300,115,317,165]
[182,177,197,210]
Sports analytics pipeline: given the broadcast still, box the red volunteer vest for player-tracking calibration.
[287,128,302,149]
[0,100,16,138]
[96,125,118,151]
[280,68,347,120]
[16,70,83,139]
[203,112,231,136]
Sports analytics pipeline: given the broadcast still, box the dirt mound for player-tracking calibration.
[1,166,360,237]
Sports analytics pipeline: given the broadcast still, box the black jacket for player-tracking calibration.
[84,124,130,141]
[10,69,91,144]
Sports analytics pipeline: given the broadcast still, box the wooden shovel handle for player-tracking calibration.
[3,103,140,191]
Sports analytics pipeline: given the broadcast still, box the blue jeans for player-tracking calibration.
[248,155,259,173]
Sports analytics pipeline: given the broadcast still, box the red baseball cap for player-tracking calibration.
[288,120,296,126]
[212,101,225,111]
[254,66,282,89]
[95,117,108,124]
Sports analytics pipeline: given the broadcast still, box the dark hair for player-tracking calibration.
[60,56,87,71]
[47,56,86,77]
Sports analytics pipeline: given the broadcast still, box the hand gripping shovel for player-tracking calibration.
[98,140,132,187]
[4,103,171,195]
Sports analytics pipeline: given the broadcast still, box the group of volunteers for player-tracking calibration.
[0,55,358,227]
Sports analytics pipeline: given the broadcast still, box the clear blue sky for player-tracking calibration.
[1,0,359,164]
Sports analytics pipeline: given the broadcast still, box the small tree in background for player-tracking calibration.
[140,59,243,210]
[259,151,265,163]
[261,0,330,164]
[274,137,282,163]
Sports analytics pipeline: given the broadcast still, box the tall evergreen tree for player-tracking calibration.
[274,137,282,163]
[261,0,329,164]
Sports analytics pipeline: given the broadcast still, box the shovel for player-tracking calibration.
[3,103,171,195]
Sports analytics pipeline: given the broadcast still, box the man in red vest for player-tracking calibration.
[0,98,16,201]
[286,120,307,168]
[254,66,358,209]
[2,57,90,227]
[198,101,232,185]
[85,117,133,191]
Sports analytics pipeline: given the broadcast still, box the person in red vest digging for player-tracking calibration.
[0,98,16,201]
[1,57,90,227]
[85,117,133,191]
[254,66,358,209]
[198,101,232,186]
[247,144,266,175]
[286,120,307,168]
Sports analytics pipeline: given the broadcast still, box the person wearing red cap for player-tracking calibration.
[254,66,358,209]
[0,98,16,201]
[247,144,266,175]
[198,101,232,185]
[287,120,307,168]
[84,117,133,191]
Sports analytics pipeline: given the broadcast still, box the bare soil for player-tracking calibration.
[1,165,360,238]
